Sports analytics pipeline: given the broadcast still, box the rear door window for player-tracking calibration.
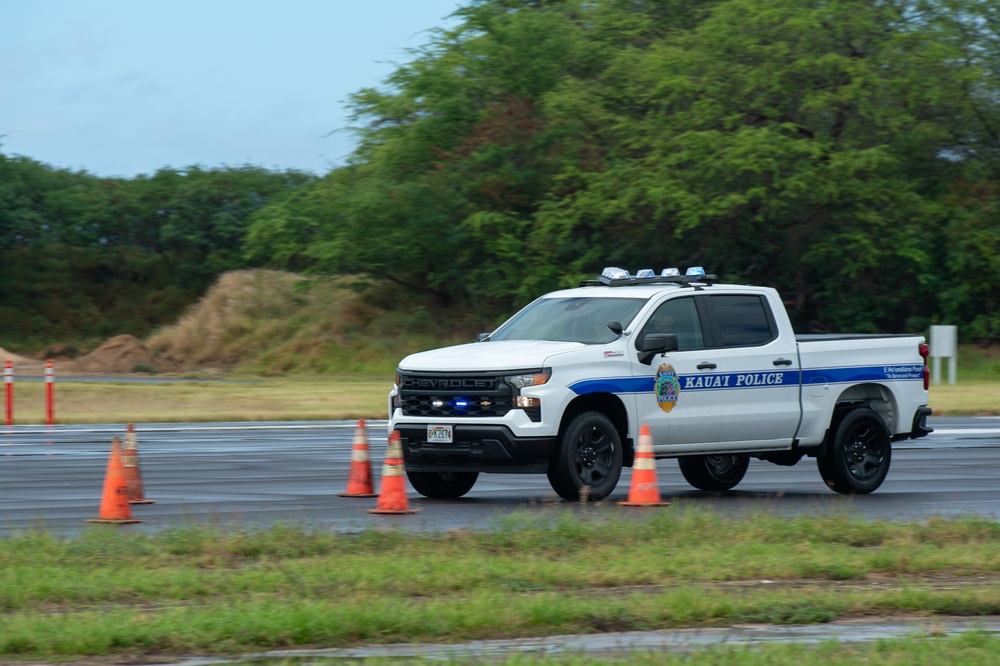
[710,295,776,347]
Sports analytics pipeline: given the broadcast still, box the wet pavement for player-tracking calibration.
[106,616,1000,664]
[3,417,1000,536]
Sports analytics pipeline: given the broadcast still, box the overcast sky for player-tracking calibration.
[1,0,466,178]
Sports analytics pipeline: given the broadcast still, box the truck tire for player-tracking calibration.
[677,454,749,491]
[816,407,891,494]
[406,471,479,499]
[547,411,623,502]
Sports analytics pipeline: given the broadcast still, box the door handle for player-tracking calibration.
[773,358,793,366]
[697,362,717,370]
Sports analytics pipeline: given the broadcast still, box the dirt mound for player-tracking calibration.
[0,347,37,365]
[65,335,167,374]
[147,269,306,368]
[0,347,45,374]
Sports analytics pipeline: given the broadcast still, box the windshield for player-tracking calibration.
[489,297,646,344]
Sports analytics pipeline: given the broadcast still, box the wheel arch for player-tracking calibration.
[559,392,633,467]
[821,385,895,454]
[829,383,897,434]
[816,403,893,494]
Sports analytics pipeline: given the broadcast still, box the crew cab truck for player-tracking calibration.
[388,267,933,502]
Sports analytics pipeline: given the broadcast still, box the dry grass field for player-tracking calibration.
[6,376,390,424]
[928,382,1000,416]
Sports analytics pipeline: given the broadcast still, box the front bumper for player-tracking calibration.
[395,424,558,474]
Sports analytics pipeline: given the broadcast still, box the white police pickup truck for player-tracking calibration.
[388,267,932,501]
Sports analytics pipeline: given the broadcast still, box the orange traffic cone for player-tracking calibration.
[619,424,670,507]
[87,436,143,524]
[338,418,377,497]
[123,423,156,504]
[368,430,419,515]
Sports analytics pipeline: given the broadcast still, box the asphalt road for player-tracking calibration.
[1,417,998,536]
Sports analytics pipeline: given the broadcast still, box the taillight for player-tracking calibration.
[918,343,930,390]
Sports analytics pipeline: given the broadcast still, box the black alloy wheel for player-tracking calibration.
[547,411,623,502]
[816,407,891,494]
[406,470,479,498]
[677,454,750,491]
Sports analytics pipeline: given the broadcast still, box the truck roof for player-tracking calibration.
[544,283,690,299]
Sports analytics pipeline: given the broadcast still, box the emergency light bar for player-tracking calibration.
[582,266,718,287]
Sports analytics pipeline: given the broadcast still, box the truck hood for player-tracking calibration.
[398,340,587,372]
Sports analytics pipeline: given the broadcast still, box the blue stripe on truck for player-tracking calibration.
[569,364,923,395]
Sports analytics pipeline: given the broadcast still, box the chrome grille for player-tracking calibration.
[399,373,512,418]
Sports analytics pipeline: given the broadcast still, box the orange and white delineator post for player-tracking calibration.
[4,360,12,426]
[87,436,143,524]
[44,359,54,426]
[338,418,377,497]
[368,430,419,515]
[122,423,156,504]
[619,424,670,507]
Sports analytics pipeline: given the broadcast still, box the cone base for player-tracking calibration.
[129,499,157,504]
[338,492,378,498]
[367,508,420,515]
[618,500,671,507]
[86,518,144,524]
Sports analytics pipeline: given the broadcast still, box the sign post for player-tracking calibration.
[929,325,958,386]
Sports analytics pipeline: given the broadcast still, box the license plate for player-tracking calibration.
[427,425,453,443]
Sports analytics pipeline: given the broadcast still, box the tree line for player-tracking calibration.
[3,0,999,347]
[0,153,312,343]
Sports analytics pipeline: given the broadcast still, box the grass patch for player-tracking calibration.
[1,511,999,660]
[953,343,1000,382]
[924,342,1000,415]
[6,376,392,424]
[928,381,1000,416]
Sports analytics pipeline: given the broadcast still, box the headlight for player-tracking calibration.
[504,370,551,389]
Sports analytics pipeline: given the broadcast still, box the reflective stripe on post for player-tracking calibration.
[45,359,54,426]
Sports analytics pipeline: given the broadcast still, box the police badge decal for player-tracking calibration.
[654,363,680,413]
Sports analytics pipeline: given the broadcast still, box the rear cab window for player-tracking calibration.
[709,294,777,347]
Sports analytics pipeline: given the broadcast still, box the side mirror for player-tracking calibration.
[637,333,679,365]
[607,320,623,336]
[477,333,490,342]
